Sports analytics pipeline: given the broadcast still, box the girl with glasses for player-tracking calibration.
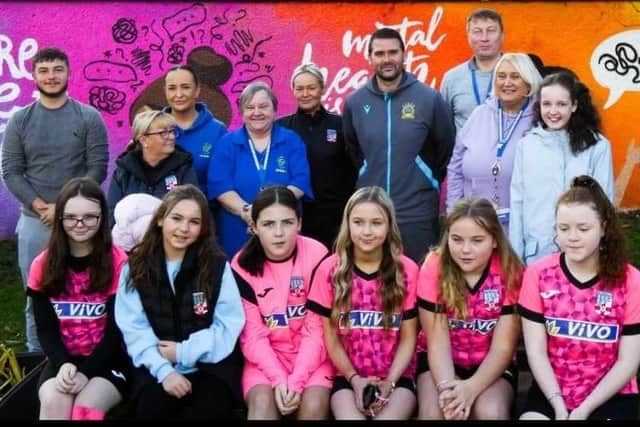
[27,177,131,420]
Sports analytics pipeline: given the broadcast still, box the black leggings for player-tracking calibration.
[135,369,234,420]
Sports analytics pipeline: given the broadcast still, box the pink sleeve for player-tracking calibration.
[417,252,441,304]
[306,257,335,316]
[288,310,328,394]
[517,264,543,316]
[402,257,418,313]
[109,245,129,295]
[231,260,289,387]
[623,266,640,327]
[26,251,47,292]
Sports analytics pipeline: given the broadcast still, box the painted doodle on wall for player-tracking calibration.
[1,1,639,239]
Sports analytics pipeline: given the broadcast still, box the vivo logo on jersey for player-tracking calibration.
[52,302,106,319]
[339,310,401,330]
[448,318,497,335]
[262,304,306,329]
[545,317,619,343]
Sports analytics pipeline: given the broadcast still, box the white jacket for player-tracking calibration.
[111,193,162,252]
[509,126,614,265]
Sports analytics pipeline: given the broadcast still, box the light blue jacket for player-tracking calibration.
[509,126,614,265]
[115,261,245,383]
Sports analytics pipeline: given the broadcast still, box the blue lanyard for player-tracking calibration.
[471,68,493,106]
[496,97,529,159]
[248,138,271,190]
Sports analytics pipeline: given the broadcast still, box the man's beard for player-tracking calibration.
[36,81,68,99]
[376,66,402,82]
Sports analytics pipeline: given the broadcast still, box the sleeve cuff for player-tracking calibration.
[306,300,331,318]
[517,304,545,323]
[417,297,445,313]
[155,364,176,383]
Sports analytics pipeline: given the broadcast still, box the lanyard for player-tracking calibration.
[496,97,529,159]
[248,138,271,189]
[471,68,493,106]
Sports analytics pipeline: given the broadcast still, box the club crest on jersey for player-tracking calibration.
[52,302,106,319]
[164,175,178,191]
[595,291,613,316]
[401,102,416,120]
[289,276,305,297]
[483,289,500,311]
[326,129,337,143]
[192,292,208,316]
[545,317,619,343]
[338,310,401,330]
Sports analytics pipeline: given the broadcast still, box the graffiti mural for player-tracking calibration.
[1,1,639,239]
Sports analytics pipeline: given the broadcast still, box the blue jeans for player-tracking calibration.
[16,213,50,353]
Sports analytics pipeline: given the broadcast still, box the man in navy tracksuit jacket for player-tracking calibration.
[343,28,455,263]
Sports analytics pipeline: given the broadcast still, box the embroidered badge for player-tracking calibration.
[326,129,337,143]
[289,276,305,297]
[192,291,208,315]
[483,289,500,311]
[595,291,613,316]
[401,102,416,120]
[200,142,212,158]
[363,105,371,114]
[275,155,287,173]
[164,175,178,191]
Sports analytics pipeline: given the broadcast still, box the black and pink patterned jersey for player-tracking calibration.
[417,252,519,368]
[518,252,640,410]
[27,246,128,356]
[307,254,418,379]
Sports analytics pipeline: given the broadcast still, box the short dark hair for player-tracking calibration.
[166,65,199,87]
[32,47,69,71]
[467,8,504,33]
[368,28,405,56]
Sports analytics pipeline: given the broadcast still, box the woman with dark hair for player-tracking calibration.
[509,72,614,265]
[107,110,199,226]
[115,184,245,419]
[519,176,640,420]
[231,186,333,419]
[207,82,312,257]
[27,177,130,420]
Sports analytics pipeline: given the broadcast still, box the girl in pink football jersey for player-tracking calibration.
[519,176,640,420]
[306,186,419,420]
[232,186,333,419]
[28,177,130,420]
[417,197,524,420]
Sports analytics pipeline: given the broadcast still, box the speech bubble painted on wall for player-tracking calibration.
[591,30,640,109]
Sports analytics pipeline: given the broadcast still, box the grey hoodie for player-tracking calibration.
[343,72,455,223]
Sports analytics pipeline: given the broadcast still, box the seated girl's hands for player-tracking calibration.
[55,363,78,394]
[68,371,89,394]
[440,379,476,420]
[350,375,370,414]
[274,384,300,416]
[162,371,191,398]
[158,340,177,363]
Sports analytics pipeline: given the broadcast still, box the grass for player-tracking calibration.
[0,213,639,353]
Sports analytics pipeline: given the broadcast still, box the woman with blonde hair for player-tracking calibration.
[447,53,542,230]
[106,110,198,226]
[306,186,419,419]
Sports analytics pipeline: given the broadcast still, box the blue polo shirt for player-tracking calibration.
[207,124,313,257]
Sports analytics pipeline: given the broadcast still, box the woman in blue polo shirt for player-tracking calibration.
[207,82,312,257]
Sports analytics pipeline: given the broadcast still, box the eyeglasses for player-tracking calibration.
[61,214,101,228]
[144,127,180,139]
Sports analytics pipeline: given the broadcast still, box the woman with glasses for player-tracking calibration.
[28,177,131,420]
[207,82,312,257]
[107,110,199,227]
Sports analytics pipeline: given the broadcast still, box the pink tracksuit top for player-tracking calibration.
[231,235,332,394]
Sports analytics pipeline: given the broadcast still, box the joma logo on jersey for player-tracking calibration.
[339,310,401,330]
[448,318,497,335]
[262,304,306,328]
[545,317,619,343]
[53,302,106,319]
